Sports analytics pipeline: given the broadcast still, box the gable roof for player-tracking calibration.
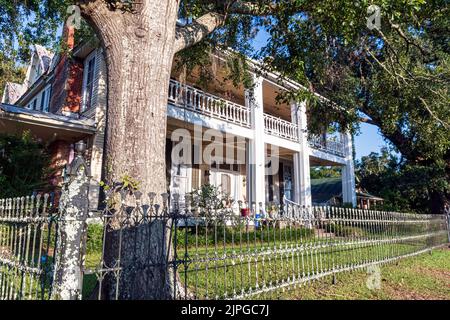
[3,45,56,106]
[1,82,27,104]
[34,44,55,74]
[22,44,55,89]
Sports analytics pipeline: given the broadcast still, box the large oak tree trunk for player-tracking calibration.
[81,0,183,299]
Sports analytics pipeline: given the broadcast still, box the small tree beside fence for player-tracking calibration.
[0,141,449,300]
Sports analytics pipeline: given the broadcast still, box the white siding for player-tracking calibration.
[87,49,107,210]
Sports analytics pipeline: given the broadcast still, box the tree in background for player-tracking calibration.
[356,148,450,213]
[310,166,341,179]
[260,1,449,213]
[0,131,50,198]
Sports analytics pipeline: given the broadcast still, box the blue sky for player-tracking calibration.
[354,123,390,160]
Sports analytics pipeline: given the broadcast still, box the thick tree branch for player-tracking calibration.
[174,12,225,53]
[174,1,308,53]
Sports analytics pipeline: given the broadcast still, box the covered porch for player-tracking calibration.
[165,119,354,211]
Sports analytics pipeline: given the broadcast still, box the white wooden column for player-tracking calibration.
[245,74,266,208]
[342,132,357,206]
[291,101,312,207]
[245,138,254,205]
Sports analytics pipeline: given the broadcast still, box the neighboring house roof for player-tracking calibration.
[34,44,55,74]
[2,82,27,104]
[2,45,56,106]
[311,177,384,204]
[311,178,342,204]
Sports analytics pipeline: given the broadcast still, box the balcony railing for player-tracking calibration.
[308,134,345,157]
[167,79,345,157]
[168,80,251,127]
[263,114,299,142]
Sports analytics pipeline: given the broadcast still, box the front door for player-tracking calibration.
[210,164,240,201]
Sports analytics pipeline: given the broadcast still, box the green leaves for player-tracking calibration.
[0,131,51,198]
[356,149,450,213]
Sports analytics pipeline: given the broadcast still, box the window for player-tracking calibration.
[39,86,52,112]
[27,98,37,110]
[40,89,46,111]
[82,51,97,111]
[43,86,51,112]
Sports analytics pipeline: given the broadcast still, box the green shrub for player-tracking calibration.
[0,131,51,197]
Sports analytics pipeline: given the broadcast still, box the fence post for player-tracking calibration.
[51,141,91,300]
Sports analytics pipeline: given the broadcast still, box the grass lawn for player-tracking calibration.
[80,222,448,300]
[276,246,450,300]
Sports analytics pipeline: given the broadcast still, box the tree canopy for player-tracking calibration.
[0,131,50,198]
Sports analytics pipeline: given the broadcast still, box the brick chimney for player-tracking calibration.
[65,25,75,50]
[49,24,84,115]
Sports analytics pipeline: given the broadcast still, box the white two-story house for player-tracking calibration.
[1,27,356,210]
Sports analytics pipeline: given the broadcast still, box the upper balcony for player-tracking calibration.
[168,79,345,158]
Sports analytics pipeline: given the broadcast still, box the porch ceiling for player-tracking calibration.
[262,80,291,122]
[309,156,343,167]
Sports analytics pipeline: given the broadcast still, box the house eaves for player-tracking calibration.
[0,103,96,134]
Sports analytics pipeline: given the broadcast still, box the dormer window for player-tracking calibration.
[27,98,37,110]
[40,85,51,112]
[81,51,97,112]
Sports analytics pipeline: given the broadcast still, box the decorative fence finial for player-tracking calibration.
[67,140,91,179]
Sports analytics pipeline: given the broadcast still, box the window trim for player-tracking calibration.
[28,98,37,110]
[81,50,97,112]
[45,85,51,112]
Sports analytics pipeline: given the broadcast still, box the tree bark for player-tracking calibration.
[81,0,179,197]
[79,0,182,299]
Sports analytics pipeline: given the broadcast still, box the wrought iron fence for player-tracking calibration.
[0,193,59,300]
[80,193,449,300]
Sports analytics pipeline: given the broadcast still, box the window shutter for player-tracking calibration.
[40,90,46,111]
[90,49,102,111]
